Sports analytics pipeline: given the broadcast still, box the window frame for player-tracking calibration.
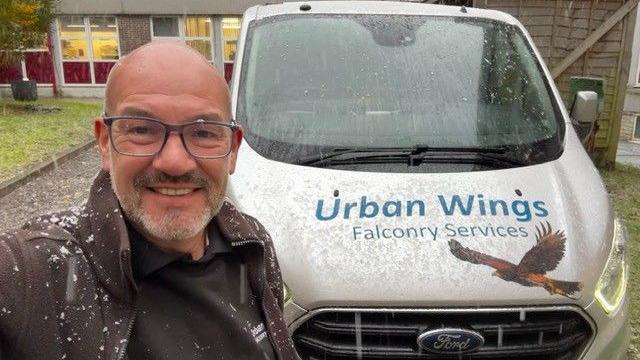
[222,16,241,64]
[150,16,214,61]
[89,16,121,61]
[56,16,121,86]
[150,16,180,39]
[58,16,90,62]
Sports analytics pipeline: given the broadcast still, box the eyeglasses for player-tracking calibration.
[102,115,239,159]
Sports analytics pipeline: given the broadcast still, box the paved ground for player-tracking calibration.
[0,146,101,233]
[0,140,638,234]
[616,141,640,168]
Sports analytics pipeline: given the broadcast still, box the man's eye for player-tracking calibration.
[128,126,152,135]
[194,129,223,139]
[194,130,212,138]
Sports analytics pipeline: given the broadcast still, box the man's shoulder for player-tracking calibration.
[217,201,273,244]
[6,206,85,237]
[0,207,107,355]
[0,208,87,267]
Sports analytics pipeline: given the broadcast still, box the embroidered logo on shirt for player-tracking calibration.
[251,323,267,343]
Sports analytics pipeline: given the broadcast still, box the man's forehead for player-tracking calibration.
[109,61,222,100]
[116,94,228,122]
[105,42,229,114]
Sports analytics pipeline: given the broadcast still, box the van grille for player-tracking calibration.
[292,308,594,359]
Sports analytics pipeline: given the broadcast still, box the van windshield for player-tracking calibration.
[237,14,564,172]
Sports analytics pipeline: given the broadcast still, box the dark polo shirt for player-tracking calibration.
[126,222,276,360]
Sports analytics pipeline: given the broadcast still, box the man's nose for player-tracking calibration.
[152,133,198,176]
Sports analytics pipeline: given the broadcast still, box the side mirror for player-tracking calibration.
[570,91,598,142]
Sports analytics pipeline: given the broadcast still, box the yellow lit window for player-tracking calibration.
[185,16,210,38]
[61,39,88,60]
[186,40,212,61]
[222,17,241,62]
[92,38,119,60]
[57,16,120,84]
[183,16,212,60]
[89,17,119,60]
[59,16,85,38]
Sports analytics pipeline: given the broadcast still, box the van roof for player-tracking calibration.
[246,1,519,25]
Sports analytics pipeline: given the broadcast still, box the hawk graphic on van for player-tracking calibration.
[448,222,582,299]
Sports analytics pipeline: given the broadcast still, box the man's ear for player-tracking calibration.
[227,126,243,175]
[94,117,111,171]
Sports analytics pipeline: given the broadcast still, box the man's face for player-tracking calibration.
[95,44,241,245]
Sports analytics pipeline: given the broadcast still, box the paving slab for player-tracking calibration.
[616,141,640,168]
[0,146,101,234]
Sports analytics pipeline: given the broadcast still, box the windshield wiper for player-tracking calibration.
[296,147,412,166]
[413,152,525,167]
[297,145,520,167]
[406,145,512,166]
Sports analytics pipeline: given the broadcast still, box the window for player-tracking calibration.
[634,115,640,140]
[222,17,241,82]
[60,16,88,61]
[151,16,213,61]
[185,17,212,61]
[152,17,179,37]
[58,16,120,84]
[239,15,563,167]
[222,17,240,62]
[90,17,119,61]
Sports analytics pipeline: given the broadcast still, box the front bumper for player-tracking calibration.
[284,296,630,359]
[581,294,630,360]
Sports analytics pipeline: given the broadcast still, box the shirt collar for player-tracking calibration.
[129,220,232,280]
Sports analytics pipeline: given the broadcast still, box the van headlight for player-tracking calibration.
[595,218,628,315]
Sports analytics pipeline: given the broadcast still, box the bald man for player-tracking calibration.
[0,41,300,360]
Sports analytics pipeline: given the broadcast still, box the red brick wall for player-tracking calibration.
[118,16,151,55]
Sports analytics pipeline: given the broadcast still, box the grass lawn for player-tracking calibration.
[0,98,101,183]
[601,164,640,358]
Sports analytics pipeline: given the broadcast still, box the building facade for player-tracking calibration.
[620,5,640,142]
[0,0,255,97]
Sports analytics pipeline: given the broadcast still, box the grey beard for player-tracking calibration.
[109,168,225,244]
[128,201,213,244]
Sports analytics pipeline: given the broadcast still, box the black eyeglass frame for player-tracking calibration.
[102,115,240,159]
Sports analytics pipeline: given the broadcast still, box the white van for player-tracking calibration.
[228,2,629,358]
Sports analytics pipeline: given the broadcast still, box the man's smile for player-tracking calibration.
[150,187,201,196]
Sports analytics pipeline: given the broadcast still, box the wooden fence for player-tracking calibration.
[474,0,638,167]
